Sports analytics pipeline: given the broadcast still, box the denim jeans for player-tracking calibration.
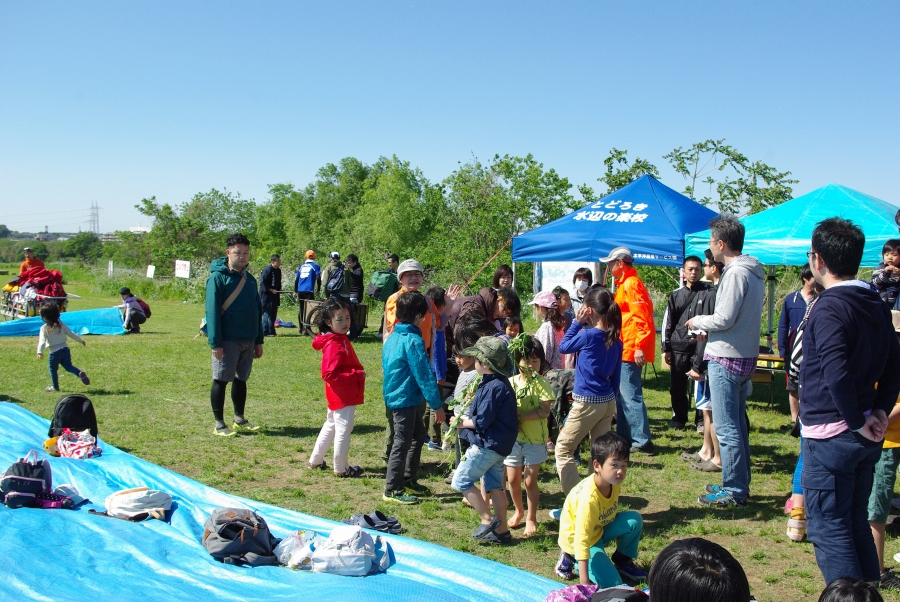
[615,361,652,448]
[581,510,643,587]
[48,346,81,390]
[261,305,278,336]
[803,431,882,583]
[708,361,752,499]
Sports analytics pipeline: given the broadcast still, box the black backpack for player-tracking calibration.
[48,394,98,439]
[202,507,280,567]
[1,451,52,509]
[325,263,345,296]
[544,369,575,426]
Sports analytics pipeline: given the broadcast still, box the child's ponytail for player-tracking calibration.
[584,287,621,349]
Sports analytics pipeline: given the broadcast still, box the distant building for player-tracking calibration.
[129,226,151,234]
[99,233,122,243]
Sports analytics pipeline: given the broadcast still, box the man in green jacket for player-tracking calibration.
[205,233,265,437]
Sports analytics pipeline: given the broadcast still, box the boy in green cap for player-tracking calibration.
[451,335,519,543]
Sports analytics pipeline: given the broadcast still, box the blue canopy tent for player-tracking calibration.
[512,175,718,267]
[685,184,899,266]
[684,183,900,351]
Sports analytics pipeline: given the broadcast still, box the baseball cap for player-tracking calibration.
[529,290,559,308]
[23,247,34,252]
[397,259,424,278]
[599,246,633,263]
[329,251,340,259]
[305,250,316,259]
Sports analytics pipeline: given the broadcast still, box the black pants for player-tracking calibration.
[125,311,146,332]
[669,352,695,425]
[385,404,426,492]
[296,292,314,301]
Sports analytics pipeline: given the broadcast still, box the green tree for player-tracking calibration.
[0,224,11,238]
[596,148,660,195]
[62,233,103,262]
[664,139,797,215]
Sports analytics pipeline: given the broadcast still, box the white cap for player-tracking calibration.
[599,246,633,263]
[329,251,340,259]
[397,259,424,278]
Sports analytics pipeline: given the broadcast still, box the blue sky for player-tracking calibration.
[1,1,898,233]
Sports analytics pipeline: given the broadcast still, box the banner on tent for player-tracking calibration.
[573,199,651,224]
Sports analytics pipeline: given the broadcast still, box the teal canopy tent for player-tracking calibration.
[685,183,900,350]
[685,184,899,267]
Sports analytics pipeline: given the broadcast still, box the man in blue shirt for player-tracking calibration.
[294,250,321,300]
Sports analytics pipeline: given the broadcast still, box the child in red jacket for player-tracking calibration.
[309,298,366,477]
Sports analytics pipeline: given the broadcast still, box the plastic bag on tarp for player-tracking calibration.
[275,529,319,570]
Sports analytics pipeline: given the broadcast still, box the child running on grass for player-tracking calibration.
[36,303,90,392]
[555,432,647,587]
[451,335,519,544]
[382,290,445,504]
[309,297,365,478]
[505,334,553,536]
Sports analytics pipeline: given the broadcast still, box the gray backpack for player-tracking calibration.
[202,507,280,567]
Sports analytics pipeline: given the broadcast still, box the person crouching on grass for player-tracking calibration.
[555,432,647,587]
[451,336,519,544]
[382,290,445,504]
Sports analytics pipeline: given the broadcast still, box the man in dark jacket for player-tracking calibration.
[346,253,364,304]
[777,263,818,429]
[206,233,264,437]
[664,255,708,430]
[259,254,282,337]
[800,217,900,585]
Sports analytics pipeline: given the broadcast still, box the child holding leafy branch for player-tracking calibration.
[505,334,553,536]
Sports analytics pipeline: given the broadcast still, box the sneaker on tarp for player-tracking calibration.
[232,419,259,432]
[214,425,236,437]
[383,489,418,505]
[555,550,576,580]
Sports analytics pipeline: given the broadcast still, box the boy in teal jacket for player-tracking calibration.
[382,291,445,504]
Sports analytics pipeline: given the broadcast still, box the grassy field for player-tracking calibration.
[1,275,897,602]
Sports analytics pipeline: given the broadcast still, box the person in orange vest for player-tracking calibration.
[600,247,656,454]
[19,247,45,275]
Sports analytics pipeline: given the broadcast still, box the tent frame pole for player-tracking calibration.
[767,265,776,353]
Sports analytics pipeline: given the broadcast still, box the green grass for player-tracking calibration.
[2,275,898,602]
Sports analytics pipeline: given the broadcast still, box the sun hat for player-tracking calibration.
[305,250,316,259]
[397,259,424,279]
[599,246,633,263]
[529,290,558,308]
[23,247,33,252]
[329,251,340,259]
[461,336,513,377]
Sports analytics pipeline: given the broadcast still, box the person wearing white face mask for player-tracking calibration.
[571,267,593,312]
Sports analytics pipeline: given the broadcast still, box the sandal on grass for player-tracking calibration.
[308,460,327,470]
[680,451,701,463]
[337,465,362,478]
[690,459,722,472]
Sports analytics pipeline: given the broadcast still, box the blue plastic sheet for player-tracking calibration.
[0,308,125,337]
[0,403,559,601]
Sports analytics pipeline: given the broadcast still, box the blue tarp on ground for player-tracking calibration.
[0,403,559,602]
[685,183,900,267]
[512,175,718,267]
[0,308,125,337]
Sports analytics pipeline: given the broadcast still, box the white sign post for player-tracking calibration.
[175,260,191,279]
[146,265,156,279]
[107,260,114,277]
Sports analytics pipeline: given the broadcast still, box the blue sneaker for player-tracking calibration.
[698,489,748,508]
[705,484,724,495]
[426,441,441,452]
[615,559,648,583]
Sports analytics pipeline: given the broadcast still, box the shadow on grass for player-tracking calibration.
[86,389,135,396]
[642,494,790,535]
[0,395,26,403]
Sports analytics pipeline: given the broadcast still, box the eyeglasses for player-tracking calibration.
[806,250,816,260]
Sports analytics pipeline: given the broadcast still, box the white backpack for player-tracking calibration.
[104,487,172,521]
[310,525,376,576]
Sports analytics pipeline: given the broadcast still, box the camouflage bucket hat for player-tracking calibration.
[462,336,512,377]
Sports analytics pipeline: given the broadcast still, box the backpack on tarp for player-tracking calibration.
[325,263,345,296]
[104,487,172,521]
[202,507,280,567]
[366,270,399,302]
[136,298,152,318]
[1,450,53,509]
[310,524,381,576]
[48,394,98,439]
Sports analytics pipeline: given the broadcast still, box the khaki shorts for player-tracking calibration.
[212,340,255,382]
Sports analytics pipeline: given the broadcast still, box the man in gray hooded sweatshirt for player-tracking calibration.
[687,215,765,508]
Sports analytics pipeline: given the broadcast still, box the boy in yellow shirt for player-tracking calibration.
[556,432,647,587]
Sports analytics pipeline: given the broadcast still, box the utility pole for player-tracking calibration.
[89,202,100,235]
